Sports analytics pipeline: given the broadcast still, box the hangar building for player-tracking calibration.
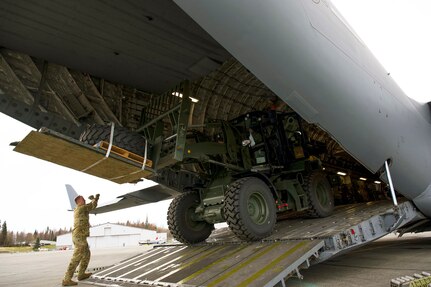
[56,223,166,249]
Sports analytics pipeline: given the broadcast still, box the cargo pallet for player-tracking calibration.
[96,140,153,168]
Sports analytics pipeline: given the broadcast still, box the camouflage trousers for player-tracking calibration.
[64,236,91,281]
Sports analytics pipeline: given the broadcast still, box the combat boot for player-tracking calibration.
[62,279,78,286]
[78,272,92,280]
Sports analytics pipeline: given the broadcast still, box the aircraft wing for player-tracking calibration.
[90,184,180,215]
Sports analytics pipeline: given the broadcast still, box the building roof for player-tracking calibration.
[57,222,158,238]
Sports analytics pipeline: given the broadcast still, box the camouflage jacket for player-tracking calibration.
[72,198,98,238]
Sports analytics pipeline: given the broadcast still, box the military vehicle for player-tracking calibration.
[78,82,347,244]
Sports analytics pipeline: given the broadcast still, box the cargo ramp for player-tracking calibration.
[14,128,154,184]
[86,201,423,287]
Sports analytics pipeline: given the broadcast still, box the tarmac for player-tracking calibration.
[0,245,152,287]
[288,232,431,287]
[0,233,429,287]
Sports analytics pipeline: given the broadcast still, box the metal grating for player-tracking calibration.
[86,201,423,287]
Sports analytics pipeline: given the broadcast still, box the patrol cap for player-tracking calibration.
[74,195,84,203]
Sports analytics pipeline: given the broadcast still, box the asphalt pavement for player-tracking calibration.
[288,232,431,287]
[0,245,151,287]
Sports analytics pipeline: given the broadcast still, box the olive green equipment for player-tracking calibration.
[135,86,335,244]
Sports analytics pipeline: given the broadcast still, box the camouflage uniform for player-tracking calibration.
[63,197,98,282]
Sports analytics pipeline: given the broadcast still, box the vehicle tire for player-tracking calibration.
[167,191,214,244]
[223,177,276,241]
[79,124,146,156]
[303,171,334,217]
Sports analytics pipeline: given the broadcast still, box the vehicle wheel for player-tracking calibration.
[167,191,214,244]
[80,124,147,156]
[224,177,276,241]
[303,171,334,217]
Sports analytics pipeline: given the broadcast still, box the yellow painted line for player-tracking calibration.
[237,241,307,287]
[206,243,281,287]
[157,245,225,280]
[408,277,431,287]
[178,244,249,284]
[183,245,226,266]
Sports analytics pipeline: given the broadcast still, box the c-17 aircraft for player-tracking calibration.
[0,1,430,285]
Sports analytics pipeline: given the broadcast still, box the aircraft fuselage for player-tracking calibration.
[174,0,431,216]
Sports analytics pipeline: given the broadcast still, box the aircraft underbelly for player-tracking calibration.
[174,0,431,216]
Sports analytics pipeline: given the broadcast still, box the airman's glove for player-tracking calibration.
[88,195,95,200]
[95,194,100,200]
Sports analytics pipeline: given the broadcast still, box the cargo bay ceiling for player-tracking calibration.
[0,0,368,175]
[0,0,279,134]
[1,0,231,93]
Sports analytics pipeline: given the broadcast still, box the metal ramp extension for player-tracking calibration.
[86,201,424,287]
[90,240,322,287]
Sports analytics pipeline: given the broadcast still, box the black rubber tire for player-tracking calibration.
[303,171,334,217]
[167,191,214,244]
[80,124,146,156]
[223,177,276,241]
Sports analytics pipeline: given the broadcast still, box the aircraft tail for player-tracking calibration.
[65,184,78,211]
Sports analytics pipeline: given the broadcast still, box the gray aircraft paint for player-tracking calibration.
[174,0,431,216]
[65,184,78,211]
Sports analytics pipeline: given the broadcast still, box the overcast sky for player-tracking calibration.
[1,1,430,233]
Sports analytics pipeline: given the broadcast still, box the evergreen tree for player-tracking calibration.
[33,237,40,251]
[0,221,7,246]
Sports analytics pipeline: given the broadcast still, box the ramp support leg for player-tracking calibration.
[295,268,304,280]
[385,160,398,207]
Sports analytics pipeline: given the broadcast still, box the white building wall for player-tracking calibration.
[56,223,159,249]
[57,233,72,249]
[88,234,142,249]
